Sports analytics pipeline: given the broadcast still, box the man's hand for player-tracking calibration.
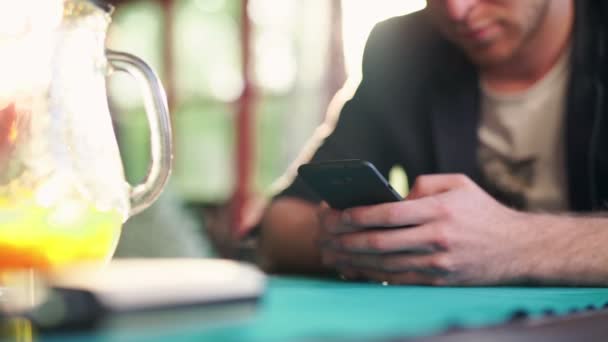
[318,174,545,286]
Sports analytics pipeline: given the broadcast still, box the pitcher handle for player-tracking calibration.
[106,49,173,216]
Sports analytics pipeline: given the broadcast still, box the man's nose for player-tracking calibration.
[444,0,477,21]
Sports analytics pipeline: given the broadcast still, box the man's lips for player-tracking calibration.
[459,23,499,43]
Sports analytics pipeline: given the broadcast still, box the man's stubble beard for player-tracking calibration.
[473,0,553,70]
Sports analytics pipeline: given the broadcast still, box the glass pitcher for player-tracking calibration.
[0,0,172,274]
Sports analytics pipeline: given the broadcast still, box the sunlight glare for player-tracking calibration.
[0,0,62,104]
[341,0,426,82]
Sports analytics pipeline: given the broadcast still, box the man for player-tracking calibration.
[258,0,608,286]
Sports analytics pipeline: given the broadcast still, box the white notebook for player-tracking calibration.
[32,259,266,332]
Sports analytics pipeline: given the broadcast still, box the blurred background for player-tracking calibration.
[106,0,426,259]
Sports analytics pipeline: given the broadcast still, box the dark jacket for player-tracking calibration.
[279,0,608,212]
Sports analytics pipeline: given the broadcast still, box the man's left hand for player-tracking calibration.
[320,174,544,285]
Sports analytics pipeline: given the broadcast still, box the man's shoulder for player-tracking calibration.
[373,10,436,41]
[363,10,468,91]
[361,10,465,86]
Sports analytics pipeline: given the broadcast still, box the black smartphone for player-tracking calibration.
[297,159,403,210]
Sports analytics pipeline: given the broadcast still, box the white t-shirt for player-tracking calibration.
[478,50,570,211]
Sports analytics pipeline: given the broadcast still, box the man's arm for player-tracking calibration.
[516,214,608,286]
[318,174,608,286]
[257,197,330,275]
[478,212,608,286]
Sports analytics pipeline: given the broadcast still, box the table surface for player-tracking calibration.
[39,276,608,342]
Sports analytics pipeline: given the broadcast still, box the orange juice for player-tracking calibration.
[0,188,123,272]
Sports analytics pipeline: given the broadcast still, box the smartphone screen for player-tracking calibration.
[297,159,403,210]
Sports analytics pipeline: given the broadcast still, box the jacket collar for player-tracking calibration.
[564,0,600,211]
[429,48,483,185]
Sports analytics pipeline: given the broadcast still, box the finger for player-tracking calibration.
[337,266,439,285]
[317,203,342,234]
[320,248,338,267]
[318,203,368,234]
[407,174,473,200]
[331,251,451,275]
[334,225,442,254]
[320,250,365,281]
[343,196,442,228]
[315,204,331,247]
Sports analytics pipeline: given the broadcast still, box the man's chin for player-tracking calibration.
[463,45,515,68]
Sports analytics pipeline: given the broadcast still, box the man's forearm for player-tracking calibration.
[522,213,608,286]
[257,198,329,274]
[256,196,608,285]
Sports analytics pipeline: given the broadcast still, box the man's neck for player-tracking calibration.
[481,0,574,93]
